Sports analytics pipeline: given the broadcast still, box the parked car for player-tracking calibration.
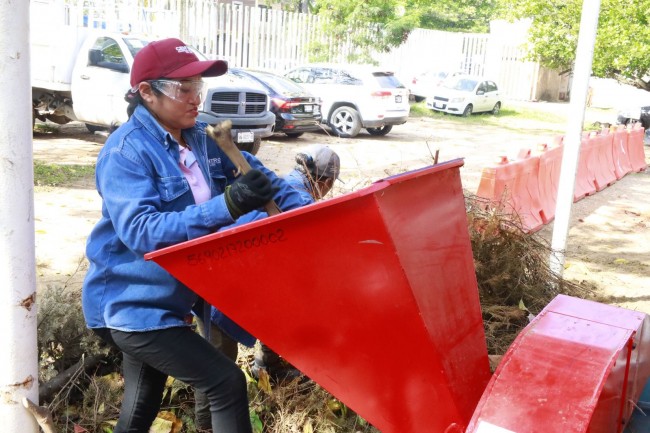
[284,63,410,138]
[425,75,501,117]
[616,105,650,129]
[229,68,322,138]
[409,70,462,102]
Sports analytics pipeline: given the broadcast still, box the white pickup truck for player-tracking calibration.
[30,0,274,153]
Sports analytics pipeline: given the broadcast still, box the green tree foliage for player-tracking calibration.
[415,0,499,33]
[498,0,650,89]
[308,0,500,62]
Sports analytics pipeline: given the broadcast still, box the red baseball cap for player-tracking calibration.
[130,38,228,87]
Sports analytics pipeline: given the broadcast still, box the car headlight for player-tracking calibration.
[450,97,465,103]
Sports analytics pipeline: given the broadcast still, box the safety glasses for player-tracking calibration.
[150,79,207,103]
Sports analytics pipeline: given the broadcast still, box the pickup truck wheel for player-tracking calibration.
[366,125,393,136]
[329,106,361,138]
[236,136,261,155]
[285,132,304,138]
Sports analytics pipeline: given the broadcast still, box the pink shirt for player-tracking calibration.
[179,147,211,204]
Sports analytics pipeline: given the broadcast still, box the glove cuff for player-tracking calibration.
[224,185,244,220]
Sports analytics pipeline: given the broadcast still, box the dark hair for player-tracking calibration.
[124,84,163,118]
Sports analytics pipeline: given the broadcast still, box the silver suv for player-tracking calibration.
[285,64,410,138]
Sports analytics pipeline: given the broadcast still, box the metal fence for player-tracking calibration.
[53,0,542,100]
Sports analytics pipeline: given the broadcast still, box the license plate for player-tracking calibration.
[237,131,254,143]
[395,95,402,103]
[434,102,444,109]
[304,104,313,113]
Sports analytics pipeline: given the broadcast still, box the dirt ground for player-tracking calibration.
[32,102,650,315]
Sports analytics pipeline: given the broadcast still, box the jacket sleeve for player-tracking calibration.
[243,152,306,212]
[95,143,235,256]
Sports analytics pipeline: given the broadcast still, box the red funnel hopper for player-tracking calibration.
[146,159,490,432]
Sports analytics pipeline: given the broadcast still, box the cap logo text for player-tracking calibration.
[175,46,193,54]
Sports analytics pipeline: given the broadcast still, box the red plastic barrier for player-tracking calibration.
[574,132,598,201]
[611,125,634,179]
[476,152,545,233]
[146,160,491,433]
[589,130,617,191]
[467,294,650,433]
[536,143,563,224]
[627,123,648,172]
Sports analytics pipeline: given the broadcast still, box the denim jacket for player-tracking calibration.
[283,169,316,206]
[82,104,303,332]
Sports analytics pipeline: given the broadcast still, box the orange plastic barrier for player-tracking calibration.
[476,152,545,233]
[627,123,648,172]
[589,129,617,191]
[467,295,650,433]
[573,132,598,201]
[146,160,491,433]
[611,124,634,179]
[536,143,563,224]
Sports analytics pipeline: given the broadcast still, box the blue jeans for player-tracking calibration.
[93,327,252,433]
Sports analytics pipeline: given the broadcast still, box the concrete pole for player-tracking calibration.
[0,0,40,432]
[550,0,601,277]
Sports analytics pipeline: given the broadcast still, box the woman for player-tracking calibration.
[284,144,341,203]
[82,37,302,433]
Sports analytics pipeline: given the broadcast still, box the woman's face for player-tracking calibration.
[139,74,205,133]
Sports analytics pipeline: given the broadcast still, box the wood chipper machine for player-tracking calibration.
[145,159,650,432]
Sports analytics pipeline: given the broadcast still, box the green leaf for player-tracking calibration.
[518,299,528,311]
[250,410,264,433]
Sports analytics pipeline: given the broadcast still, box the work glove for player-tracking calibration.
[224,169,277,219]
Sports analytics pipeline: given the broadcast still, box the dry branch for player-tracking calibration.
[23,397,56,433]
[39,353,105,402]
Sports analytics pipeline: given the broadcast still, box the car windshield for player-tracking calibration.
[373,72,405,88]
[444,77,477,92]
[123,37,150,58]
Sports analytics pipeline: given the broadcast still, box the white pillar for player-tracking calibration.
[0,0,40,431]
[550,0,601,277]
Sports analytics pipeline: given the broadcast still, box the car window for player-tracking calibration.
[312,68,336,84]
[88,37,128,73]
[286,68,313,84]
[372,72,405,89]
[486,81,498,92]
[477,82,487,93]
[334,69,363,85]
[255,72,307,93]
[445,78,477,92]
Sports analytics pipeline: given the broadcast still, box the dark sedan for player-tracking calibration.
[230,68,322,138]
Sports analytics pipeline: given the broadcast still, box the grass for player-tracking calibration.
[408,100,615,134]
[34,122,61,134]
[34,161,95,187]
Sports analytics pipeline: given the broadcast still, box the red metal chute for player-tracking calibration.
[146,160,491,433]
